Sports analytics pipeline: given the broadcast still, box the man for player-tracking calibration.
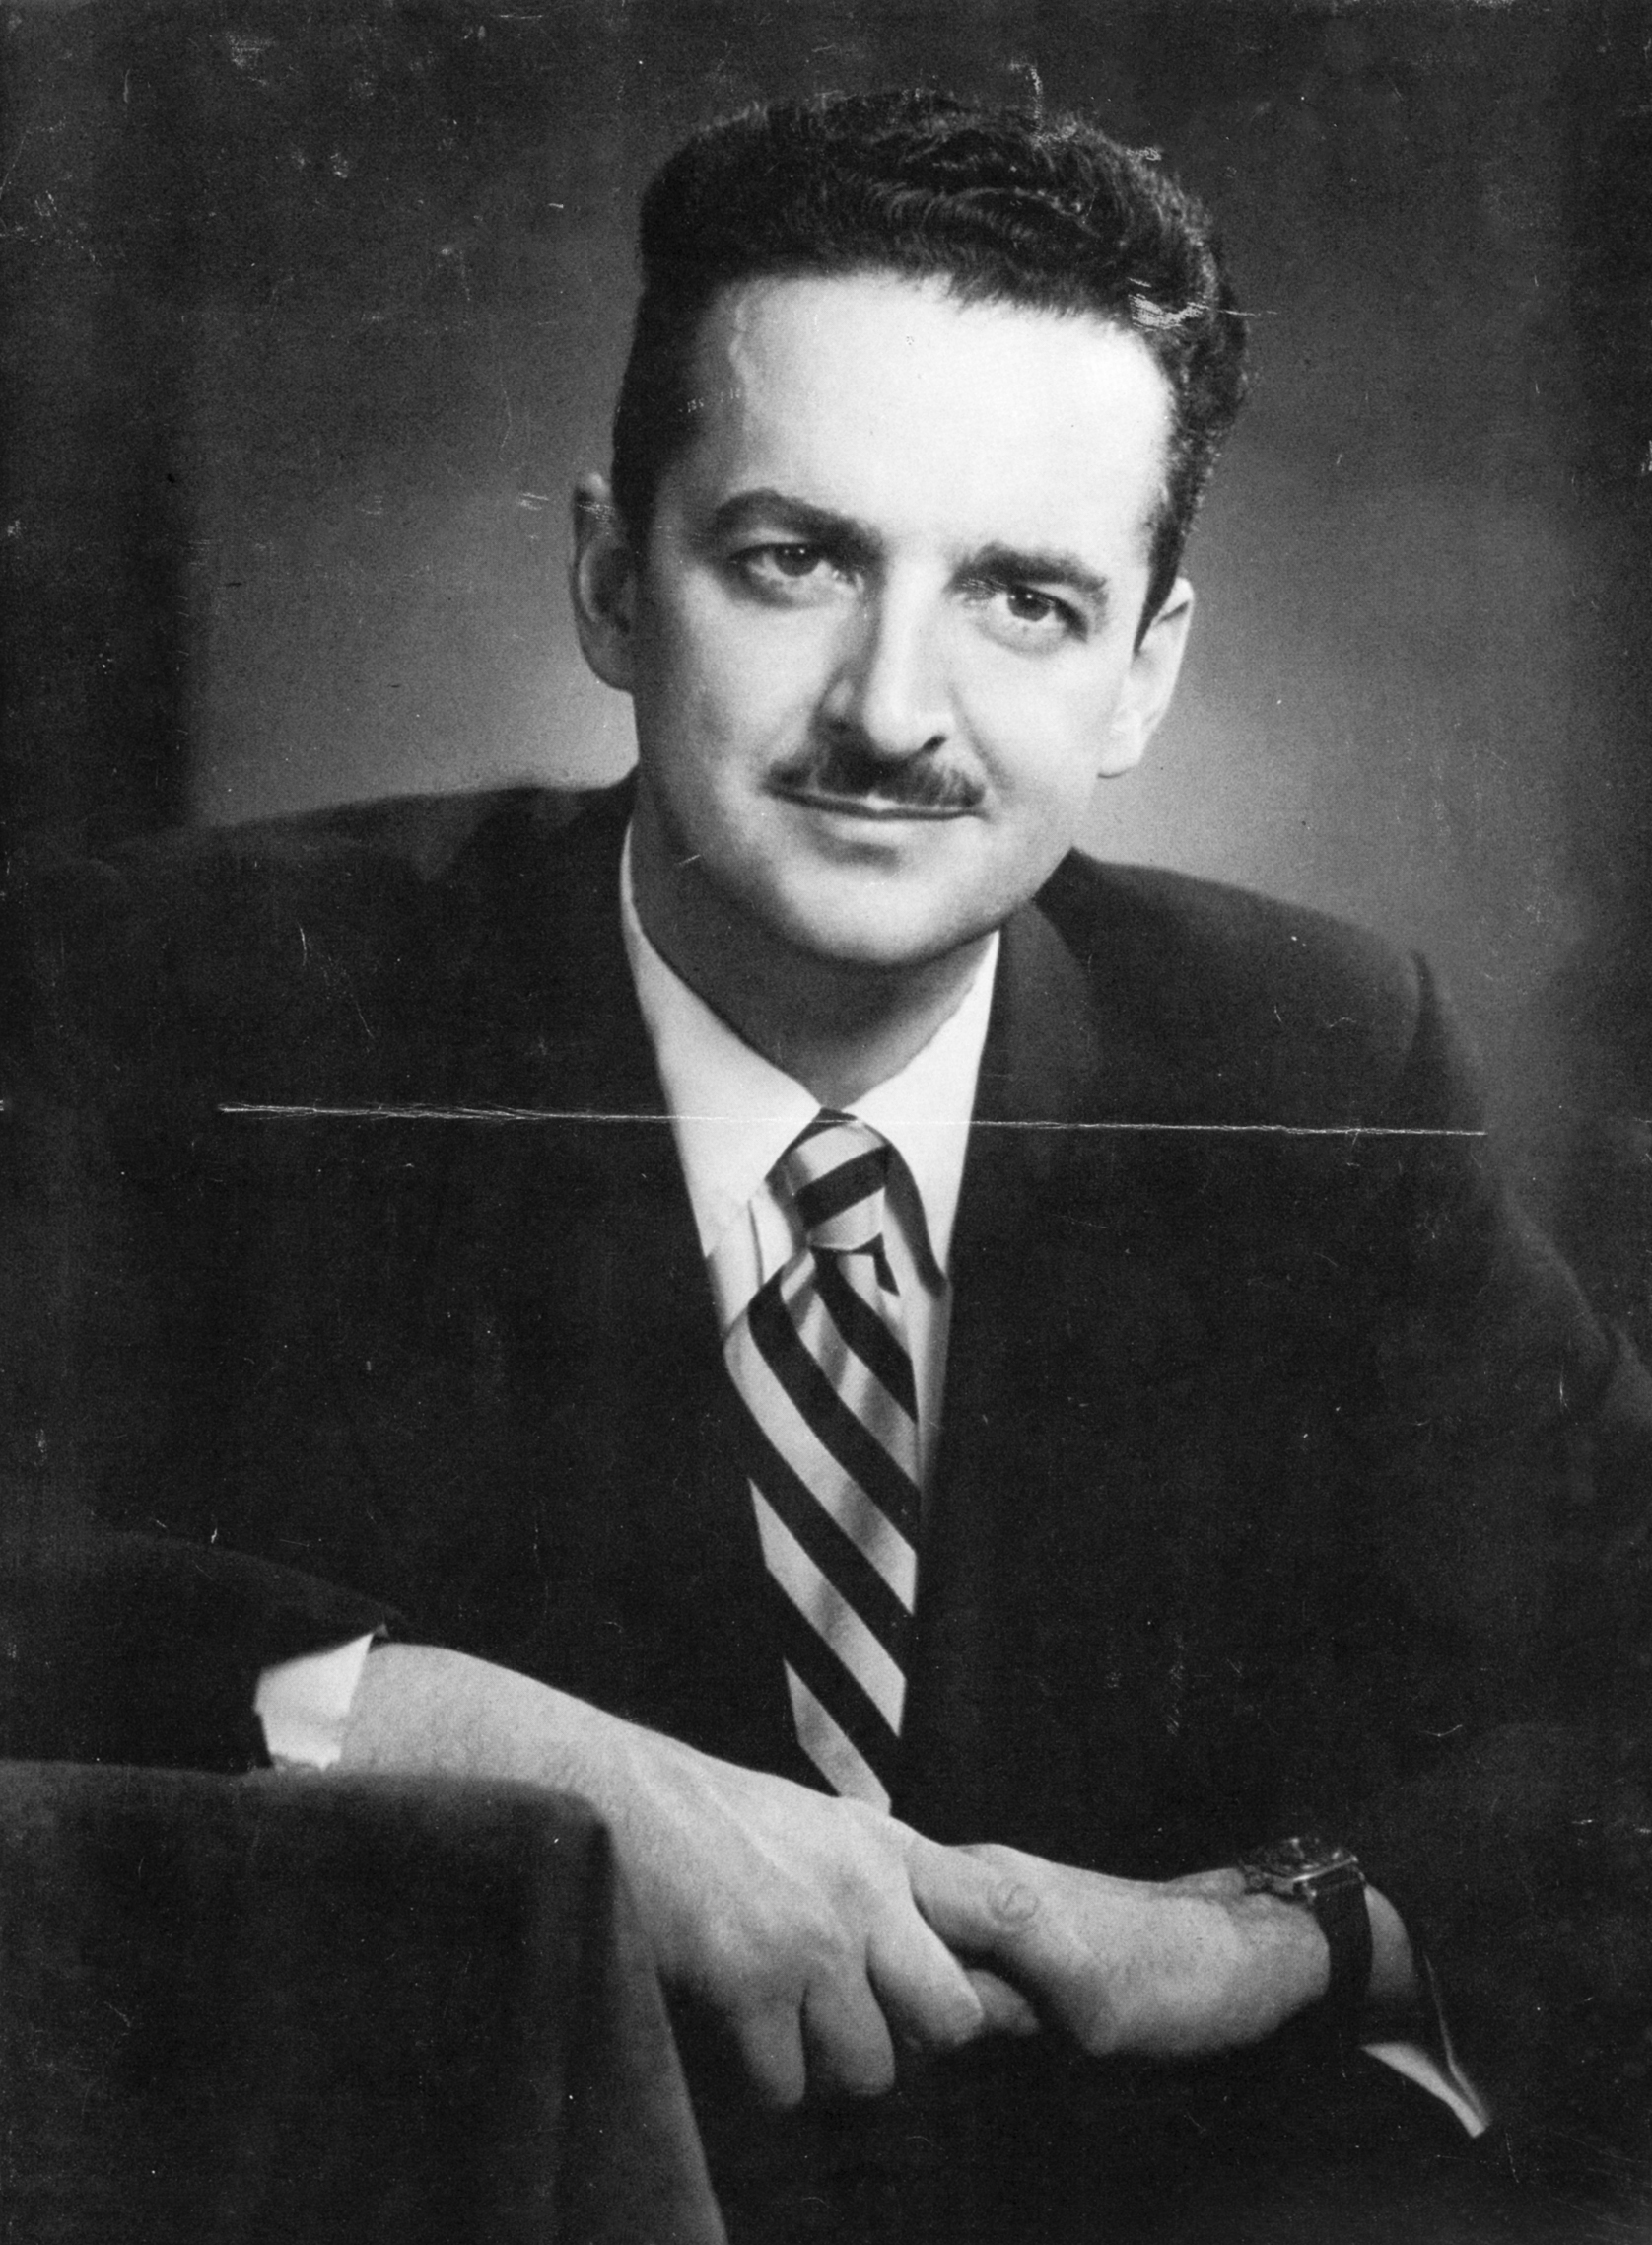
[13,90,1652,2240]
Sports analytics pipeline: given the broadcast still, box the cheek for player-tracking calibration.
[965,675,1109,816]
[648,600,824,766]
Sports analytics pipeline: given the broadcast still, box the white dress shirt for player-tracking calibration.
[619,826,998,1489]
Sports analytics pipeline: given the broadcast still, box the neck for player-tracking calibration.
[630,798,989,1110]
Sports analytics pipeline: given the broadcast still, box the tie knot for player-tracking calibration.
[778,1113,891,1254]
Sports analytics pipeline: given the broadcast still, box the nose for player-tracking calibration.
[820,584,953,764]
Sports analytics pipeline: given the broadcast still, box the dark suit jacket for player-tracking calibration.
[11,780,1652,2229]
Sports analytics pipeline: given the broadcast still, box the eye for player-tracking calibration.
[758,543,825,579]
[964,577,1086,646]
[1002,587,1069,628]
[731,541,845,596]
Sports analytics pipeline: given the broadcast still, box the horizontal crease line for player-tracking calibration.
[215,1103,1487,1139]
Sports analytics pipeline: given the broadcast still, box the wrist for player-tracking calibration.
[1237,1836,1371,2045]
[1144,1870,1331,2050]
[1225,1883,1334,2025]
[1213,1861,1415,2034]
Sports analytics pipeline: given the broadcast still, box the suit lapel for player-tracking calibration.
[328,787,799,1771]
[896,898,1102,1834]
[897,891,1215,1853]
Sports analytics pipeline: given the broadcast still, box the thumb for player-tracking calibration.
[906,1836,1043,1958]
[910,1839,1094,2028]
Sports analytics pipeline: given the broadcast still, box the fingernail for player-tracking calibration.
[993,1879,1039,1926]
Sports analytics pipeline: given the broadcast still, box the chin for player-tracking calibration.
[771,902,991,979]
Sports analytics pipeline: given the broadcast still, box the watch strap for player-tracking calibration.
[1310,1857,1373,2039]
[1238,1838,1372,2049]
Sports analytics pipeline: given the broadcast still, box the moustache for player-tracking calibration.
[772,738,984,813]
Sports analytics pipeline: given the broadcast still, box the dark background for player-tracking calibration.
[6,0,1652,1328]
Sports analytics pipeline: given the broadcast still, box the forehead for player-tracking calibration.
[671,271,1173,565]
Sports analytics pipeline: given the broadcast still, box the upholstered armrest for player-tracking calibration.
[0,1762,724,2244]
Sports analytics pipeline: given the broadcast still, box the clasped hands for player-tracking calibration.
[343,1644,1358,2110]
[610,1748,1336,2107]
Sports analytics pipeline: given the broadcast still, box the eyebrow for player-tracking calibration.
[705,490,1115,617]
[705,490,880,571]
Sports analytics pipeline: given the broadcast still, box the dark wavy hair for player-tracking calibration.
[611,89,1247,631]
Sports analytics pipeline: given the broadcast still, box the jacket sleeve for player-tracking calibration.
[0,1526,392,1771]
[1338,957,1652,2176]
[4,859,398,1773]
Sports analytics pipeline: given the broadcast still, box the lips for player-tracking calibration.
[775,786,974,822]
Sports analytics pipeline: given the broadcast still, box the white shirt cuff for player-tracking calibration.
[1363,1954,1491,2136]
[253,1633,378,1770]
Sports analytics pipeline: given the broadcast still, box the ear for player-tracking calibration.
[569,472,640,693]
[1097,578,1194,778]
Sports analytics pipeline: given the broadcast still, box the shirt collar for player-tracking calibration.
[620,824,998,1272]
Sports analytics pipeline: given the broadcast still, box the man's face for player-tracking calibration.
[578,271,1190,977]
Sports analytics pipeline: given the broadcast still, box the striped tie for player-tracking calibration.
[724,1112,921,1809]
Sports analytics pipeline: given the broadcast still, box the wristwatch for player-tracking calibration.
[1236,1834,1371,2045]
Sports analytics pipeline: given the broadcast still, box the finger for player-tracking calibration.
[864,1901,988,2055]
[735,2001,809,2110]
[800,1975,899,2100]
[966,1966,1041,2038]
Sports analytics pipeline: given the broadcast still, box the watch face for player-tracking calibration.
[1239,1836,1361,1894]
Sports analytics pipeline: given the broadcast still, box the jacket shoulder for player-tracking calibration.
[30,782,595,895]
[1035,853,1474,1129]
[15,786,611,1107]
